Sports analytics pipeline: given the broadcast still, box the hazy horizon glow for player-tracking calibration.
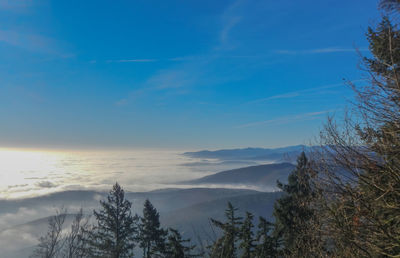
[0,148,276,199]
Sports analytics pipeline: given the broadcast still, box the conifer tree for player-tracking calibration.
[380,0,400,12]
[272,152,321,257]
[239,212,255,258]
[138,199,168,258]
[210,202,243,258]
[165,228,199,258]
[254,217,277,258]
[89,182,138,258]
[316,2,400,255]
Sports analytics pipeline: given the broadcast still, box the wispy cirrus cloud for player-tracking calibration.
[248,82,345,104]
[236,110,333,128]
[217,0,243,50]
[106,59,158,63]
[0,30,51,52]
[115,98,128,106]
[0,30,72,57]
[115,0,246,106]
[0,0,32,10]
[247,79,365,104]
[275,47,368,55]
[219,16,242,46]
[114,64,202,106]
[147,68,199,90]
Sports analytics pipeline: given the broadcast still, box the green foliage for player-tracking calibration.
[272,152,321,256]
[209,205,280,258]
[138,199,168,258]
[210,202,243,258]
[165,228,200,258]
[316,3,400,255]
[90,182,138,258]
[380,0,400,12]
[365,16,400,82]
[239,212,255,258]
[254,217,276,258]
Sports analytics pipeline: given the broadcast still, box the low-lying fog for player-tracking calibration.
[0,148,288,256]
[0,148,272,199]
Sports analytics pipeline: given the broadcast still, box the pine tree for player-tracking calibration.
[138,199,168,258]
[210,202,243,258]
[380,0,400,11]
[90,182,138,258]
[315,4,400,255]
[165,228,199,258]
[359,11,400,256]
[254,217,276,258]
[272,152,321,257]
[239,212,255,258]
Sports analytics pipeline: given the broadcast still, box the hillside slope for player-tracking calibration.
[181,163,295,188]
[183,145,308,162]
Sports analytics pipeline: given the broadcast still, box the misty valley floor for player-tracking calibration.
[0,146,303,257]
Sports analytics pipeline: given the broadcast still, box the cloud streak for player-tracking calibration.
[274,47,368,55]
[216,0,243,50]
[147,68,199,90]
[219,16,242,46]
[106,59,158,63]
[236,110,333,128]
[115,0,246,106]
[0,0,32,10]
[0,30,72,57]
[249,83,345,104]
[247,79,366,104]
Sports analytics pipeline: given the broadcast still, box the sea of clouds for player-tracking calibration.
[0,149,266,199]
[0,148,276,255]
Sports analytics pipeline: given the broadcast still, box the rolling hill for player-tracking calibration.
[183,145,310,162]
[181,163,295,188]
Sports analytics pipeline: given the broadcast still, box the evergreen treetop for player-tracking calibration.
[139,199,168,258]
[165,228,199,258]
[210,202,243,258]
[239,212,255,258]
[90,182,138,258]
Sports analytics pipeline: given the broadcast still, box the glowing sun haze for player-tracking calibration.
[0,148,273,199]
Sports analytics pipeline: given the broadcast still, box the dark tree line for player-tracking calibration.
[208,152,318,258]
[32,183,200,258]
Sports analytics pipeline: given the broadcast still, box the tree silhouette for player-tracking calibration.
[89,182,138,257]
[210,202,243,258]
[138,199,168,258]
[239,212,255,258]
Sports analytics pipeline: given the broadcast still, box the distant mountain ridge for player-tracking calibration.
[183,145,311,162]
[181,163,295,188]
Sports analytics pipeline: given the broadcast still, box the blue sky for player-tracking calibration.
[0,0,380,150]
